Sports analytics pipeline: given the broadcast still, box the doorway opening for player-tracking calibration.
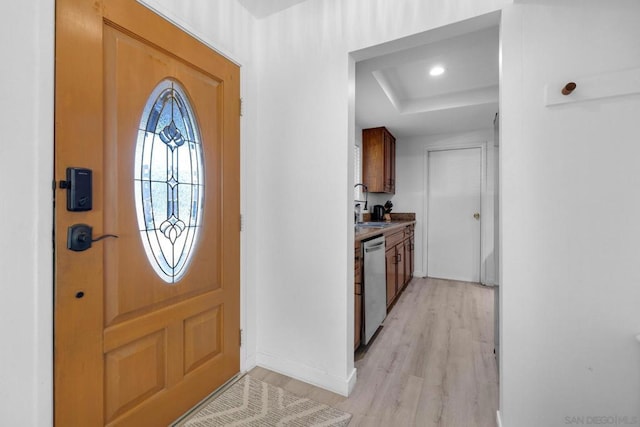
[348,8,501,415]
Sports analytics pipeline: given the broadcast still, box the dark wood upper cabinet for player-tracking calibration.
[362,127,396,194]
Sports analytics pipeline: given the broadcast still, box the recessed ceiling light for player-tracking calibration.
[429,65,445,77]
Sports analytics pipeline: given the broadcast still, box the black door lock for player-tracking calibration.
[60,168,93,211]
[67,224,119,251]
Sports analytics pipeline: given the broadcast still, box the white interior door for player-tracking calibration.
[427,147,481,282]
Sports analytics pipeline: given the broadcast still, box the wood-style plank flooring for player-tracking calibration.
[249,277,498,427]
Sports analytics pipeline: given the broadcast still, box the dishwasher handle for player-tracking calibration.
[365,241,385,253]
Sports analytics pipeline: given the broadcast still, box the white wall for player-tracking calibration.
[394,129,498,283]
[253,0,510,395]
[0,1,53,425]
[500,1,640,425]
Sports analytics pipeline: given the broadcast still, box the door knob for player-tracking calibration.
[67,224,118,251]
[473,213,480,220]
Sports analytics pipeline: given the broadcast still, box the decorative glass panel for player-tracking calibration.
[134,79,204,284]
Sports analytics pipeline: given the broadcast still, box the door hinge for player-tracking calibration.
[239,329,243,347]
[240,214,243,232]
[239,97,244,117]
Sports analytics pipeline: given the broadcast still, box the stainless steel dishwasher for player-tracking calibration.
[363,235,386,345]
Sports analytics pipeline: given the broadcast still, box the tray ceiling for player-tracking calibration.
[237,0,310,18]
[356,25,499,138]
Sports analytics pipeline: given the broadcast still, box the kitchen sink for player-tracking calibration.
[355,221,390,228]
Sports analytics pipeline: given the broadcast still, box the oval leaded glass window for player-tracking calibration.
[134,79,204,283]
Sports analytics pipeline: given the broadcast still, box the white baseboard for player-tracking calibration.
[346,366,357,395]
[413,270,427,278]
[497,410,503,427]
[256,350,355,397]
[241,351,257,373]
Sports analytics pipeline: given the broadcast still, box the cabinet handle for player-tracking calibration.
[397,252,402,263]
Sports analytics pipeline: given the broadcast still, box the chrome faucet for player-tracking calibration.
[354,183,368,223]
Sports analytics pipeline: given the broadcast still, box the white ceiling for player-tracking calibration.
[356,24,499,139]
[237,2,499,138]
[237,0,309,19]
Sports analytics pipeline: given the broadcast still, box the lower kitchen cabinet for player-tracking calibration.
[355,221,415,350]
[354,241,362,350]
[385,225,415,310]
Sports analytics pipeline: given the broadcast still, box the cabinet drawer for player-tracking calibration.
[404,224,414,238]
[385,230,404,248]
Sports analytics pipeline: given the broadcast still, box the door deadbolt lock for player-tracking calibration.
[67,224,119,251]
[59,167,93,211]
[473,212,480,220]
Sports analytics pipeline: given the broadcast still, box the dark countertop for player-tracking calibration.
[354,220,415,243]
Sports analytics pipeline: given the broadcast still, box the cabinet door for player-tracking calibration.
[363,127,395,194]
[409,236,415,279]
[383,131,395,194]
[355,294,362,349]
[385,247,397,307]
[389,135,396,193]
[403,238,411,287]
[396,242,406,291]
[355,243,362,350]
[362,128,385,192]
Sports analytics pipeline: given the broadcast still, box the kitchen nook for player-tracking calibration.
[353,126,416,350]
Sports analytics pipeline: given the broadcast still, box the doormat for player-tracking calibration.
[175,375,352,427]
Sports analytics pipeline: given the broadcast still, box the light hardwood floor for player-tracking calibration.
[249,277,498,427]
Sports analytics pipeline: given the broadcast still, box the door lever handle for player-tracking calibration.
[67,224,118,252]
[92,233,119,242]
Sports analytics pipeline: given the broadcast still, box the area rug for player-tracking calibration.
[176,375,352,427]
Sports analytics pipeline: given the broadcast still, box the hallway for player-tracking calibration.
[251,277,498,426]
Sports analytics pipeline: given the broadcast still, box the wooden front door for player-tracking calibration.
[54,1,240,425]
